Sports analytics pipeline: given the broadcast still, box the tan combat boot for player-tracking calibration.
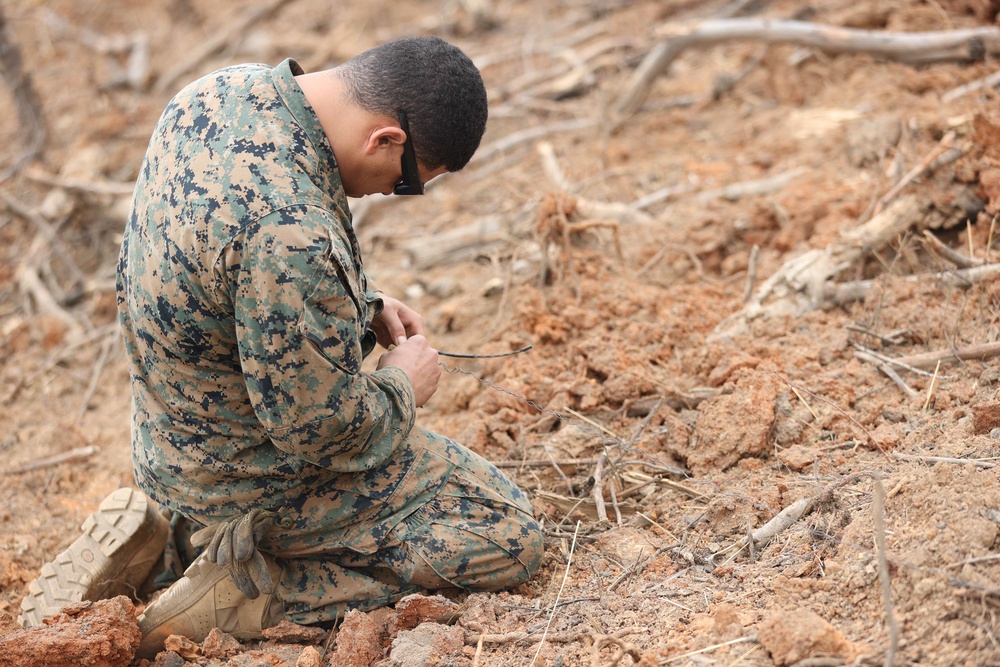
[20,487,170,627]
[136,552,284,659]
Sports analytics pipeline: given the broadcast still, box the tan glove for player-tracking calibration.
[190,508,276,599]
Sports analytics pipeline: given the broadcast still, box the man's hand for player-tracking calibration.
[377,334,441,407]
[371,295,426,350]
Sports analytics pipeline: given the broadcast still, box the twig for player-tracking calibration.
[892,341,1000,371]
[0,7,46,180]
[4,445,98,475]
[495,456,601,469]
[942,67,1000,103]
[823,263,1000,309]
[694,167,806,204]
[0,192,88,288]
[872,138,967,217]
[659,636,756,664]
[726,644,760,667]
[565,408,620,440]
[873,478,899,667]
[592,635,642,667]
[153,0,287,93]
[76,332,117,423]
[468,626,647,647]
[592,453,610,523]
[608,477,623,526]
[947,553,1000,569]
[23,168,135,196]
[922,360,942,411]
[730,496,813,553]
[773,374,879,451]
[470,118,598,169]
[744,244,760,303]
[529,520,581,667]
[537,141,573,192]
[614,19,1000,117]
[921,230,979,269]
[891,453,996,469]
[853,350,919,397]
[472,635,485,667]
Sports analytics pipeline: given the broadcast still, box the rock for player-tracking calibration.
[163,634,201,659]
[201,627,242,659]
[590,526,658,565]
[296,645,323,667]
[262,619,329,645]
[389,594,461,635]
[971,401,1000,435]
[149,651,185,667]
[707,351,761,387]
[845,114,901,167]
[711,603,744,640]
[457,593,499,633]
[0,596,141,667]
[757,608,855,666]
[689,366,780,474]
[325,609,386,667]
[0,612,19,634]
[776,444,816,471]
[386,623,467,667]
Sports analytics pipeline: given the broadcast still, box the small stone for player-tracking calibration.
[150,651,186,667]
[971,401,1000,434]
[261,619,329,645]
[389,594,461,634]
[777,444,816,471]
[164,634,201,659]
[757,608,855,666]
[387,623,467,667]
[201,627,242,658]
[295,645,323,667]
[990,427,1000,439]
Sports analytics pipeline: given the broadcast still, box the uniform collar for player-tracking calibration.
[271,58,351,219]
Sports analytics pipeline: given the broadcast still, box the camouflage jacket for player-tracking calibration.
[116,59,420,523]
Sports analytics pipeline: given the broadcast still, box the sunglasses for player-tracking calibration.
[393,112,424,196]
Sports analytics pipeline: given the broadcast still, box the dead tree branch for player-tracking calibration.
[613,20,1000,118]
[710,190,987,340]
[153,0,287,93]
[0,7,46,180]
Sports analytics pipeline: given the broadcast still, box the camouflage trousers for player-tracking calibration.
[161,428,544,625]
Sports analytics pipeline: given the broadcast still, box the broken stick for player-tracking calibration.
[613,19,1000,118]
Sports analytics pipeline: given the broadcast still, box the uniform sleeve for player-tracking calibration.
[225,204,415,472]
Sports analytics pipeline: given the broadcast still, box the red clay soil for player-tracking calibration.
[2,0,1000,665]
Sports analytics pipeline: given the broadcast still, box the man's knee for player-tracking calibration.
[491,512,545,588]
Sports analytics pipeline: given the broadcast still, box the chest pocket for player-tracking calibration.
[297,233,369,375]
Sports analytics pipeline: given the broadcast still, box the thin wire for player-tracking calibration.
[437,344,534,359]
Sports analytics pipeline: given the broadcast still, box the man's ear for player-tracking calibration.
[364,125,406,155]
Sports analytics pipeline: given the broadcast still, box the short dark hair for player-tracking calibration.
[337,37,488,172]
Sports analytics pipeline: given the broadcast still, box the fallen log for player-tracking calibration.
[710,189,987,341]
[614,19,1000,118]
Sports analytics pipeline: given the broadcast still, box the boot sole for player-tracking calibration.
[20,487,169,627]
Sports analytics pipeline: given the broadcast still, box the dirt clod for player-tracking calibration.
[386,623,467,667]
[757,608,856,666]
[971,400,1000,434]
[262,619,329,645]
[326,609,386,667]
[0,596,140,667]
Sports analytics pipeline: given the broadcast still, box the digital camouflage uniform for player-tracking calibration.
[116,58,543,624]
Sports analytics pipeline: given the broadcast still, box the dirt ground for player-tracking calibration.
[2,0,1000,665]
